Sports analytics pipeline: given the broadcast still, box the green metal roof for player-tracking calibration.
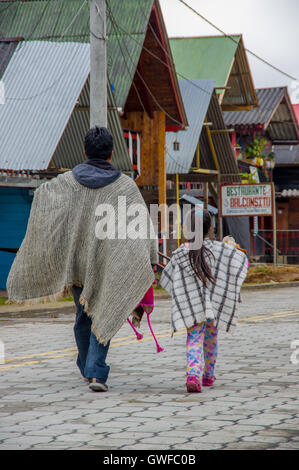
[0,1,153,41]
[170,36,241,90]
[0,0,154,107]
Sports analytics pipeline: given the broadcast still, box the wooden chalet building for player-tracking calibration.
[224,87,299,261]
[0,0,188,287]
[153,34,259,255]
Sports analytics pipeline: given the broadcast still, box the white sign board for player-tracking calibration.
[220,183,273,217]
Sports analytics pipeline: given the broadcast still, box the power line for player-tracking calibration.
[106,4,147,115]
[60,0,88,41]
[166,148,190,172]
[107,9,214,100]
[107,2,185,127]
[6,0,89,102]
[9,1,51,56]
[5,0,212,103]
[6,45,84,102]
[145,17,216,101]
[16,0,88,48]
[177,0,299,82]
[107,4,209,171]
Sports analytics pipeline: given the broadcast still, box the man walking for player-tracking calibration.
[7,127,157,392]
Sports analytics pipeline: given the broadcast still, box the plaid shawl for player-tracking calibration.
[160,240,248,333]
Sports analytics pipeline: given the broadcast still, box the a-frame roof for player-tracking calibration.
[166,79,240,181]
[224,87,299,143]
[170,35,258,111]
[0,0,187,129]
[0,40,132,171]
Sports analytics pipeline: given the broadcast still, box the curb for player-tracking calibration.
[242,281,299,290]
[154,281,299,297]
[0,301,74,318]
[1,282,299,318]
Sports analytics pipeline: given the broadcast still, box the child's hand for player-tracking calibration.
[223,235,236,247]
[131,307,144,328]
[223,236,247,255]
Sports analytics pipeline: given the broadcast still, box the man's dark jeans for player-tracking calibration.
[72,285,110,383]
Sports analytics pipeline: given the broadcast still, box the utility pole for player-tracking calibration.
[90,0,107,128]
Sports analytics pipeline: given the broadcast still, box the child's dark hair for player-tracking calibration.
[188,209,215,287]
[84,126,113,159]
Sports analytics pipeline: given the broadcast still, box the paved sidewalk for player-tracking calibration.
[0,288,298,450]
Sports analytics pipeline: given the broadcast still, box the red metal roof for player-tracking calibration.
[293,104,299,125]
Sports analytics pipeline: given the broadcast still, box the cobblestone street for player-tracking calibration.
[0,287,298,450]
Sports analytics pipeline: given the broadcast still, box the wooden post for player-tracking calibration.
[205,120,220,173]
[217,176,223,241]
[272,182,277,268]
[126,111,167,251]
[205,119,222,240]
[176,173,180,247]
[196,142,200,168]
[155,111,167,251]
[204,182,209,210]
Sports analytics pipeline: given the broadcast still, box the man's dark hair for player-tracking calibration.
[84,126,113,159]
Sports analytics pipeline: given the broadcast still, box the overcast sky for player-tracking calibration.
[160,0,299,103]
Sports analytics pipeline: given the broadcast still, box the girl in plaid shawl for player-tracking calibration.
[160,209,248,393]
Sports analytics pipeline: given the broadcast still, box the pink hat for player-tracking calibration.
[127,285,164,353]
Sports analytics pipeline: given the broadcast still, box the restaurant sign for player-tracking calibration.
[220,183,273,217]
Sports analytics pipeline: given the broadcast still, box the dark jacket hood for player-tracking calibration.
[72,159,122,189]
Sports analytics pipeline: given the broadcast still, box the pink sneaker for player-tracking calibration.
[202,375,216,387]
[186,375,202,393]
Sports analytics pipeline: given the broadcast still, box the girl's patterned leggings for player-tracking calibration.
[186,321,218,378]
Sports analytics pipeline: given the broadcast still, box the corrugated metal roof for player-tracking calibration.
[52,77,132,172]
[224,87,299,142]
[274,145,299,165]
[0,40,132,171]
[199,90,240,182]
[166,79,214,174]
[0,39,19,78]
[170,35,257,110]
[293,104,299,125]
[180,194,218,215]
[107,33,146,109]
[221,37,258,109]
[0,0,152,41]
[0,0,154,108]
[170,36,240,89]
[166,79,239,182]
[0,1,187,128]
[0,40,90,170]
[224,87,286,127]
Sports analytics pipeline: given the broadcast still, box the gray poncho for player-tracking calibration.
[7,171,157,345]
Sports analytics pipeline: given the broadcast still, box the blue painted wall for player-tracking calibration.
[0,187,33,290]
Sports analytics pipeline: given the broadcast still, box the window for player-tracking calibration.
[173,141,180,151]
[124,130,141,179]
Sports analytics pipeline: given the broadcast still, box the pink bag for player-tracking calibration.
[127,285,164,353]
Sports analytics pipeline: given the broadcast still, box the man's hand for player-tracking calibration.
[131,306,144,328]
